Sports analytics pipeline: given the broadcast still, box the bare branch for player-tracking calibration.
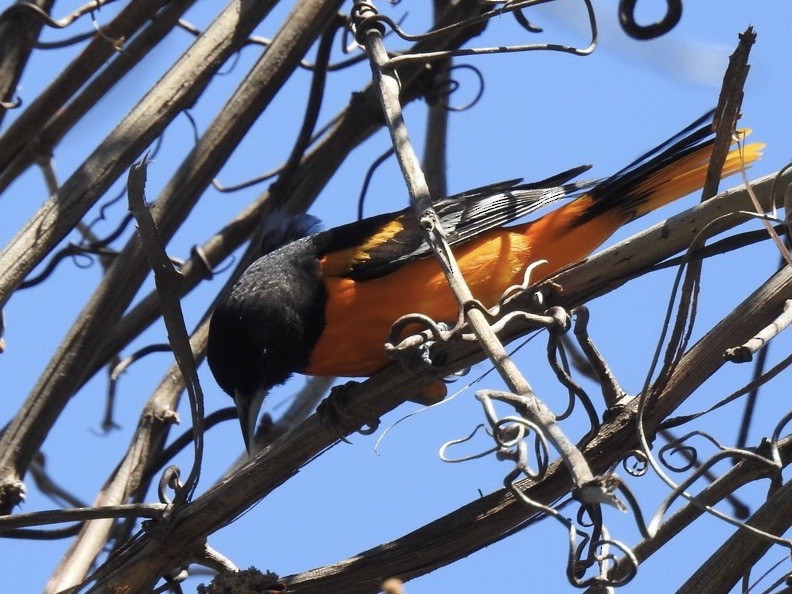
[127,158,204,502]
[0,503,166,531]
[724,299,792,362]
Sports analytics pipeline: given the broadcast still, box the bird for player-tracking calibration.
[207,111,763,452]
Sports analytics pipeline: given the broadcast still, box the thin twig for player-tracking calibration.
[1,0,118,29]
[0,503,166,531]
[127,158,204,503]
[724,300,792,362]
[701,27,754,201]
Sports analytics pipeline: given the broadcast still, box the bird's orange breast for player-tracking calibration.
[303,201,620,377]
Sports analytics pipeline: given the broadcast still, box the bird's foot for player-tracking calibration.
[317,381,381,442]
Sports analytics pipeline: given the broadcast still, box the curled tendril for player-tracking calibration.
[217,50,242,77]
[512,8,544,34]
[18,244,116,289]
[622,449,649,477]
[546,331,600,447]
[384,312,457,364]
[769,410,792,468]
[350,1,386,45]
[492,416,530,449]
[487,413,550,480]
[110,344,172,381]
[356,147,395,220]
[213,165,283,193]
[92,212,135,248]
[0,0,121,30]
[659,441,699,472]
[576,504,595,529]
[182,109,201,145]
[770,161,792,214]
[584,538,639,588]
[191,244,236,279]
[659,430,727,473]
[571,524,595,580]
[606,474,650,537]
[157,466,182,505]
[439,424,500,463]
[72,250,96,270]
[547,337,580,417]
[423,64,485,113]
[34,30,95,49]
[315,10,409,72]
[618,0,682,40]
[84,186,126,236]
[19,209,138,289]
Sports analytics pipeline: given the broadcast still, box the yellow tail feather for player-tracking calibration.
[633,136,764,219]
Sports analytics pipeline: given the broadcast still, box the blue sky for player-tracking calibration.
[1,1,790,592]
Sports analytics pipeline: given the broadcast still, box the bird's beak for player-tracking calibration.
[234,389,266,455]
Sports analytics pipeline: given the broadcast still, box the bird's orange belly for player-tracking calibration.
[303,213,615,377]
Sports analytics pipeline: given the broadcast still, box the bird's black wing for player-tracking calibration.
[324,165,598,281]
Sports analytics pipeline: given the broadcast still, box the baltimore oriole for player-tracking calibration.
[207,112,762,451]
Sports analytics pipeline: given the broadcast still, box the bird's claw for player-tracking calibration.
[317,381,380,442]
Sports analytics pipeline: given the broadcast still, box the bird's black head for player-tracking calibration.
[207,237,327,451]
